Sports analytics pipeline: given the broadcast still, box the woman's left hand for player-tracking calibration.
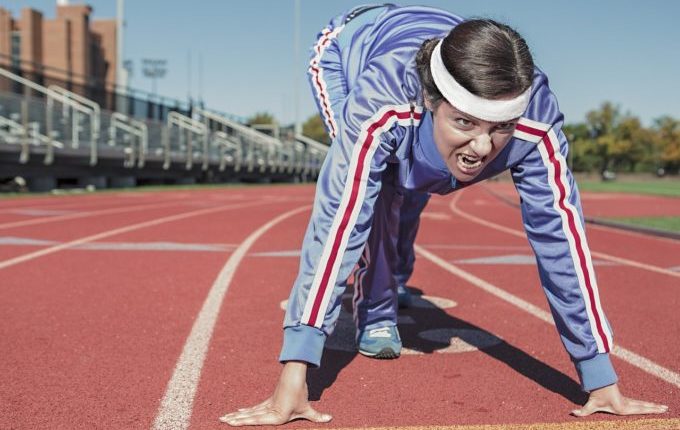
[571,383,668,416]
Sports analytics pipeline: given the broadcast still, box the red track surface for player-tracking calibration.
[1,184,678,430]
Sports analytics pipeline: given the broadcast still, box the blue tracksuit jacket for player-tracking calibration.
[280,4,617,391]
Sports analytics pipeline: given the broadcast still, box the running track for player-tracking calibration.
[0,183,678,430]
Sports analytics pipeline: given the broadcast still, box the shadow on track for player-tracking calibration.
[307,285,587,406]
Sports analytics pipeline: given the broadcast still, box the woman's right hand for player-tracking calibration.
[219,361,333,426]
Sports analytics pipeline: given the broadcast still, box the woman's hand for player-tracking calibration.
[219,361,332,426]
[572,383,668,417]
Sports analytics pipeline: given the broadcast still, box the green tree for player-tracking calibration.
[612,116,651,172]
[247,112,276,126]
[653,116,680,174]
[302,114,331,145]
[586,102,621,172]
[564,122,599,172]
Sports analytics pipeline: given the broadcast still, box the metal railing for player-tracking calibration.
[109,112,148,168]
[0,112,65,164]
[295,134,329,177]
[0,66,98,165]
[212,130,243,172]
[48,85,101,152]
[1,65,330,183]
[196,108,294,174]
[165,111,208,170]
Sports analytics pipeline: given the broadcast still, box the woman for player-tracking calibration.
[220,4,668,426]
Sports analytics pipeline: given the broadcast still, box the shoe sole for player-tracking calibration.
[358,347,401,359]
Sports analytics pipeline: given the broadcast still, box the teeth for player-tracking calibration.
[457,154,483,169]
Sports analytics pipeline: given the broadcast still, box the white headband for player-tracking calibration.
[429,39,531,122]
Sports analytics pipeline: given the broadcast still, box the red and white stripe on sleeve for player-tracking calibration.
[514,117,613,353]
[301,104,423,328]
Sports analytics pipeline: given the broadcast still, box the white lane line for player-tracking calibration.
[422,244,529,251]
[0,199,275,271]
[0,200,115,213]
[453,254,616,266]
[152,205,311,430]
[250,250,301,257]
[416,244,680,388]
[448,193,680,279]
[415,245,554,324]
[0,199,186,230]
[418,197,680,389]
[420,212,452,220]
[270,418,680,429]
[9,209,77,216]
[79,242,237,252]
[589,222,680,246]
[0,237,237,252]
[0,236,56,246]
[414,244,680,388]
[481,184,680,246]
[589,252,680,278]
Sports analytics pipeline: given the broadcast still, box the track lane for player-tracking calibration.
[153,205,311,430]
[414,241,680,374]
[453,187,680,278]
[0,198,194,231]
[189,185,677,428]
[0,190,193,211]
[190,208,315,429]
[435,190,680,383]
[0,189,311,430]
[476,184,680,266]
[3,184,676,429]
[0,197,273,265]
[484,181,680,218]
[190,194,678,428]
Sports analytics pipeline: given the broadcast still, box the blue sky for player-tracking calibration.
[5,0,680,126]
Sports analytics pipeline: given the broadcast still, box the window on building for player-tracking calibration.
[11,31,21,69]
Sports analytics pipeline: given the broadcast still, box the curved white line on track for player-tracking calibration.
[0,199,275,271]
[422,244,530,251]
[152,205,311,430]
[449,192,680,279]
[415,244,680,389]
[481,184,680,246]
[416,244,555,324]
[588,221,680,246]
[416,192,680,388]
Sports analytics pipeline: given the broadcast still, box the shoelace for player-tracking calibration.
[368,327,393,338]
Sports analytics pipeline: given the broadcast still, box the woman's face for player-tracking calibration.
[429,100,518,182]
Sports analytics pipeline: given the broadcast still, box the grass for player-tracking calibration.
[607,216,680,234]
[577,180,680,197]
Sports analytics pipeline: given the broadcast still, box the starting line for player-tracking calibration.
[314,418,680,430]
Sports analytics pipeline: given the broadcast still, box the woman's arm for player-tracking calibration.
[511,74,667,415]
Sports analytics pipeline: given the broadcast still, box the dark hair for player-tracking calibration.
[416,19,534,109]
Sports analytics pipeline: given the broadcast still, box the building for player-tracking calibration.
[0,1,117,98]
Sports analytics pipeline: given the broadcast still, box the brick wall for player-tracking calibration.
[91,19,116,88]
[19,8,43,76]
[56,5,92,85]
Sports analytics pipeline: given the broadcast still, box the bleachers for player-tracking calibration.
[0,66,328,191]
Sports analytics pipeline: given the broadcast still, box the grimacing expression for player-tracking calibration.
[428,100,518,182]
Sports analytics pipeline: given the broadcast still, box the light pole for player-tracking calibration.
[142,58,167,99]
[116,0,127,113]
[293,0,301,135]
